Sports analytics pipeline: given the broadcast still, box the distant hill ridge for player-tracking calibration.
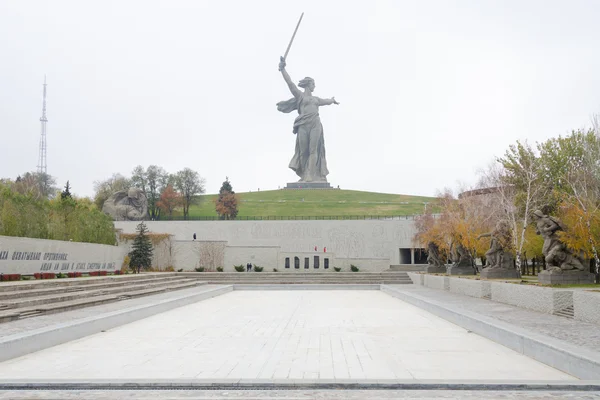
[183,189,436,218]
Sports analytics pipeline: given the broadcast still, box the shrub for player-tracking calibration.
[253,265,263,272]
[113,270,122,275]
[273,268,278,272]
[34,272,56,279]
[21,276,32,280]
[57,273,67,279]
[234,265,245,272]
[350,264,359,272]
[177,268,184,272]
[165,266,175,272]
[334,267,341,272]
[121,255,130,274]
[216,267,224,272]
[67,272,82,278]
[0,274,21,281]
[194,267,205,272]
[89,271,108,277]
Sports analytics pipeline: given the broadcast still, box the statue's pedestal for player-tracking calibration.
[538,269,595,285]
[285,182,333,189]
[425,265,447,274]
[480,267,520,280]
[447,265,476,275]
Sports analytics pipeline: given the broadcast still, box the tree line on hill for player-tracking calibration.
[0,174,115,245]
[94,166,238,220]
[416,117,600,280]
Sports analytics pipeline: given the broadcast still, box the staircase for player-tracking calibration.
[553,305,574,319]
[0,274,205,323]
[179,271,412,285]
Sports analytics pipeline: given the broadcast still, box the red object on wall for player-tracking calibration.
[324,247,327,253]
[314,246,317,251]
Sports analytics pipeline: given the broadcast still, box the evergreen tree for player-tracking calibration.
[128,222,153,273]
[61,181,72,200]
[215,177,238,220]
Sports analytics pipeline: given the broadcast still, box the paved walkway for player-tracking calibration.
[0,285,226,338]
[0,389,599,399]
[0,290,574,381]
[385,285,600,351]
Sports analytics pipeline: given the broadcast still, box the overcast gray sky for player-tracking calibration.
[1,0,599,197]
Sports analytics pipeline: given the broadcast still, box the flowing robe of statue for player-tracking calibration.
[277,95,329,181]
[277,59,338,183]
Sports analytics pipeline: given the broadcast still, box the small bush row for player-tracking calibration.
[89,271,108,276]
[34,272,56,279]
[0,274,21,281]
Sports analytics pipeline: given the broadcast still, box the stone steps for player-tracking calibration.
[180,272,412,285]
[554,305,575,319]
[0,276,206,324]
[0,278,199,309]
[0,273,180,292]
[0,275,183,300]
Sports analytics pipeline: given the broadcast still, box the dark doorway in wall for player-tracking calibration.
[314,256,320,269]
[285,257,290,269]
[294,257,300,269]
[324,258,329,269]
[304,257,309,269]
[399,248,412,264]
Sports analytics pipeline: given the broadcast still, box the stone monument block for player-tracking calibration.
[538,270,595,285]
[480,267,520,280]
[447,265,476,276]
[285,182,332,189]
[424,265,447,274]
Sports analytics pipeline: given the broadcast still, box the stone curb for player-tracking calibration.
[381,285,600,380]
[0,285,232,363]
[0,379,599,391]
[233,284,381,290]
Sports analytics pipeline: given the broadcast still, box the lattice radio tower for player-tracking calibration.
[37,75,48,175]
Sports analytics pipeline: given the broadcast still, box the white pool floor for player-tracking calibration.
[0,290,575,381]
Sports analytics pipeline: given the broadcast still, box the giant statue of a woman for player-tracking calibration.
[277,58,338,183]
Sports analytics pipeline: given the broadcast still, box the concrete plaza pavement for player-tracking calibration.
[0,290,575,381]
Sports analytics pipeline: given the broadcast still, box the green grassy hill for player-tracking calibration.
[183,189,436,218]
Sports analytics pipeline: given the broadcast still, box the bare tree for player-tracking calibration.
[174,168,206,220]
[482,143,547,273]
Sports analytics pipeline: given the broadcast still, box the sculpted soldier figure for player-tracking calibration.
[477,220,514,269]
[532,210,584,271]
[277,58,339,182]
[426,242,445,268]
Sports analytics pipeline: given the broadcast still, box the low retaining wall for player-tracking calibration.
[406,272,598,325]
[0,235,125,275]
[490,282,572,314]
[449,277,491,299]
[573,290,600,325]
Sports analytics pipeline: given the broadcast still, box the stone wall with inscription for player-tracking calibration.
[114,220,418,271]
[0,235,126,275]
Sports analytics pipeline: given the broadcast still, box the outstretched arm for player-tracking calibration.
[279,58,301,98]
[317,97,340,106]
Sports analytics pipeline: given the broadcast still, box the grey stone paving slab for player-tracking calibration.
[385,285,600,350]
[0,291,574,381]
[1,389,599,399]
[0,285,226,338]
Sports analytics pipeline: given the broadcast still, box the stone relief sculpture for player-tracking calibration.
[102,188,148,221]
[451,241,473,268]
[477,220,515,270]
[277,58,338,183]
[426,242,445,268]
[532,210,584,272]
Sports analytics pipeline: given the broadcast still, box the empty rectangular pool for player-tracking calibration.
[0,290,575,381]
